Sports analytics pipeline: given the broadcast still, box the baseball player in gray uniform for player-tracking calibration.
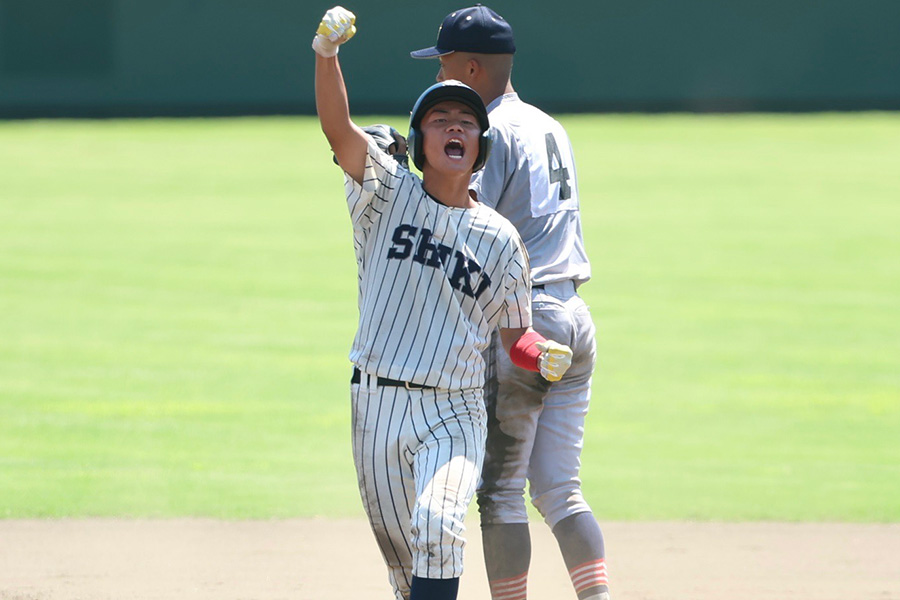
[412,6,610,600]
[313,7,575,600]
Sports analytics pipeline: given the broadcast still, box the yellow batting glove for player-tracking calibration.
[312,6,357,57]
[536,340,573,382]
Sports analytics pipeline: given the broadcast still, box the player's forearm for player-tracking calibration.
[313,35,366,180]
[315,55,354,148]
[499,326,531,356]
[312,6,366,181]
[502,327,543,372]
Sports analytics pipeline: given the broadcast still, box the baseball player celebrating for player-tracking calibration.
[312,7,574,600]
[411,6,610,600]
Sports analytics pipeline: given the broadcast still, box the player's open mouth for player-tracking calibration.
[445,139,465,159]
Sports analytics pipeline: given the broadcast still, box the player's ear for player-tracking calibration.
[467,58,480,79]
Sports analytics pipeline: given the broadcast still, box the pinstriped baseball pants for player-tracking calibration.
[351,372,486,600]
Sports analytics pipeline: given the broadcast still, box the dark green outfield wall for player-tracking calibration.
[1,0,898,117]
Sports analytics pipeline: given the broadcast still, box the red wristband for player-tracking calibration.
[509,330,547,372]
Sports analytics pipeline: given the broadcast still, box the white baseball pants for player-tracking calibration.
[351,374,486,600]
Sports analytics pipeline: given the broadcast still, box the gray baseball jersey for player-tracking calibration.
[344,139,532,599]
[470,93,590,285]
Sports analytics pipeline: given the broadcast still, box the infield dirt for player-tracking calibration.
[1,519,898,600]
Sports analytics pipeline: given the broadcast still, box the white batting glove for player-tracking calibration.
[536,340,573,382]
[312,6,357,58]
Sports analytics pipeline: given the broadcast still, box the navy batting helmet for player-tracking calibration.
[407,80,492,172]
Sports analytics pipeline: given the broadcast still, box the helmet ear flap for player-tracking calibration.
[407,126,425,171]
[472,127,494,172]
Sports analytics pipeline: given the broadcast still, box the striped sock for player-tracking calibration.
[569,558,609,599]
[489,571,528,600]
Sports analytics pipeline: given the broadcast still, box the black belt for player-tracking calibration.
[352,367,432,390]
[532,284,544,290]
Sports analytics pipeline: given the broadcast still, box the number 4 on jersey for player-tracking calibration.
[545,133,572,201]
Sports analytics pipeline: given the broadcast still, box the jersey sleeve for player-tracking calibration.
[343,139,406,230]
[470,124,516,210]
[497,229,532,329]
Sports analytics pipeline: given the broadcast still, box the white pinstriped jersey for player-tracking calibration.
[470,93,591,287]
[344,140,532,390]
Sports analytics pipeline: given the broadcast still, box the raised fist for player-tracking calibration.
[312,6,357,57]
[536,340,573,382]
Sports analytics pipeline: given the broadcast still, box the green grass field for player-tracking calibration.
[1,113,898,520]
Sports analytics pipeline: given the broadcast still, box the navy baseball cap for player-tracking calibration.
[410,4,515,58]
